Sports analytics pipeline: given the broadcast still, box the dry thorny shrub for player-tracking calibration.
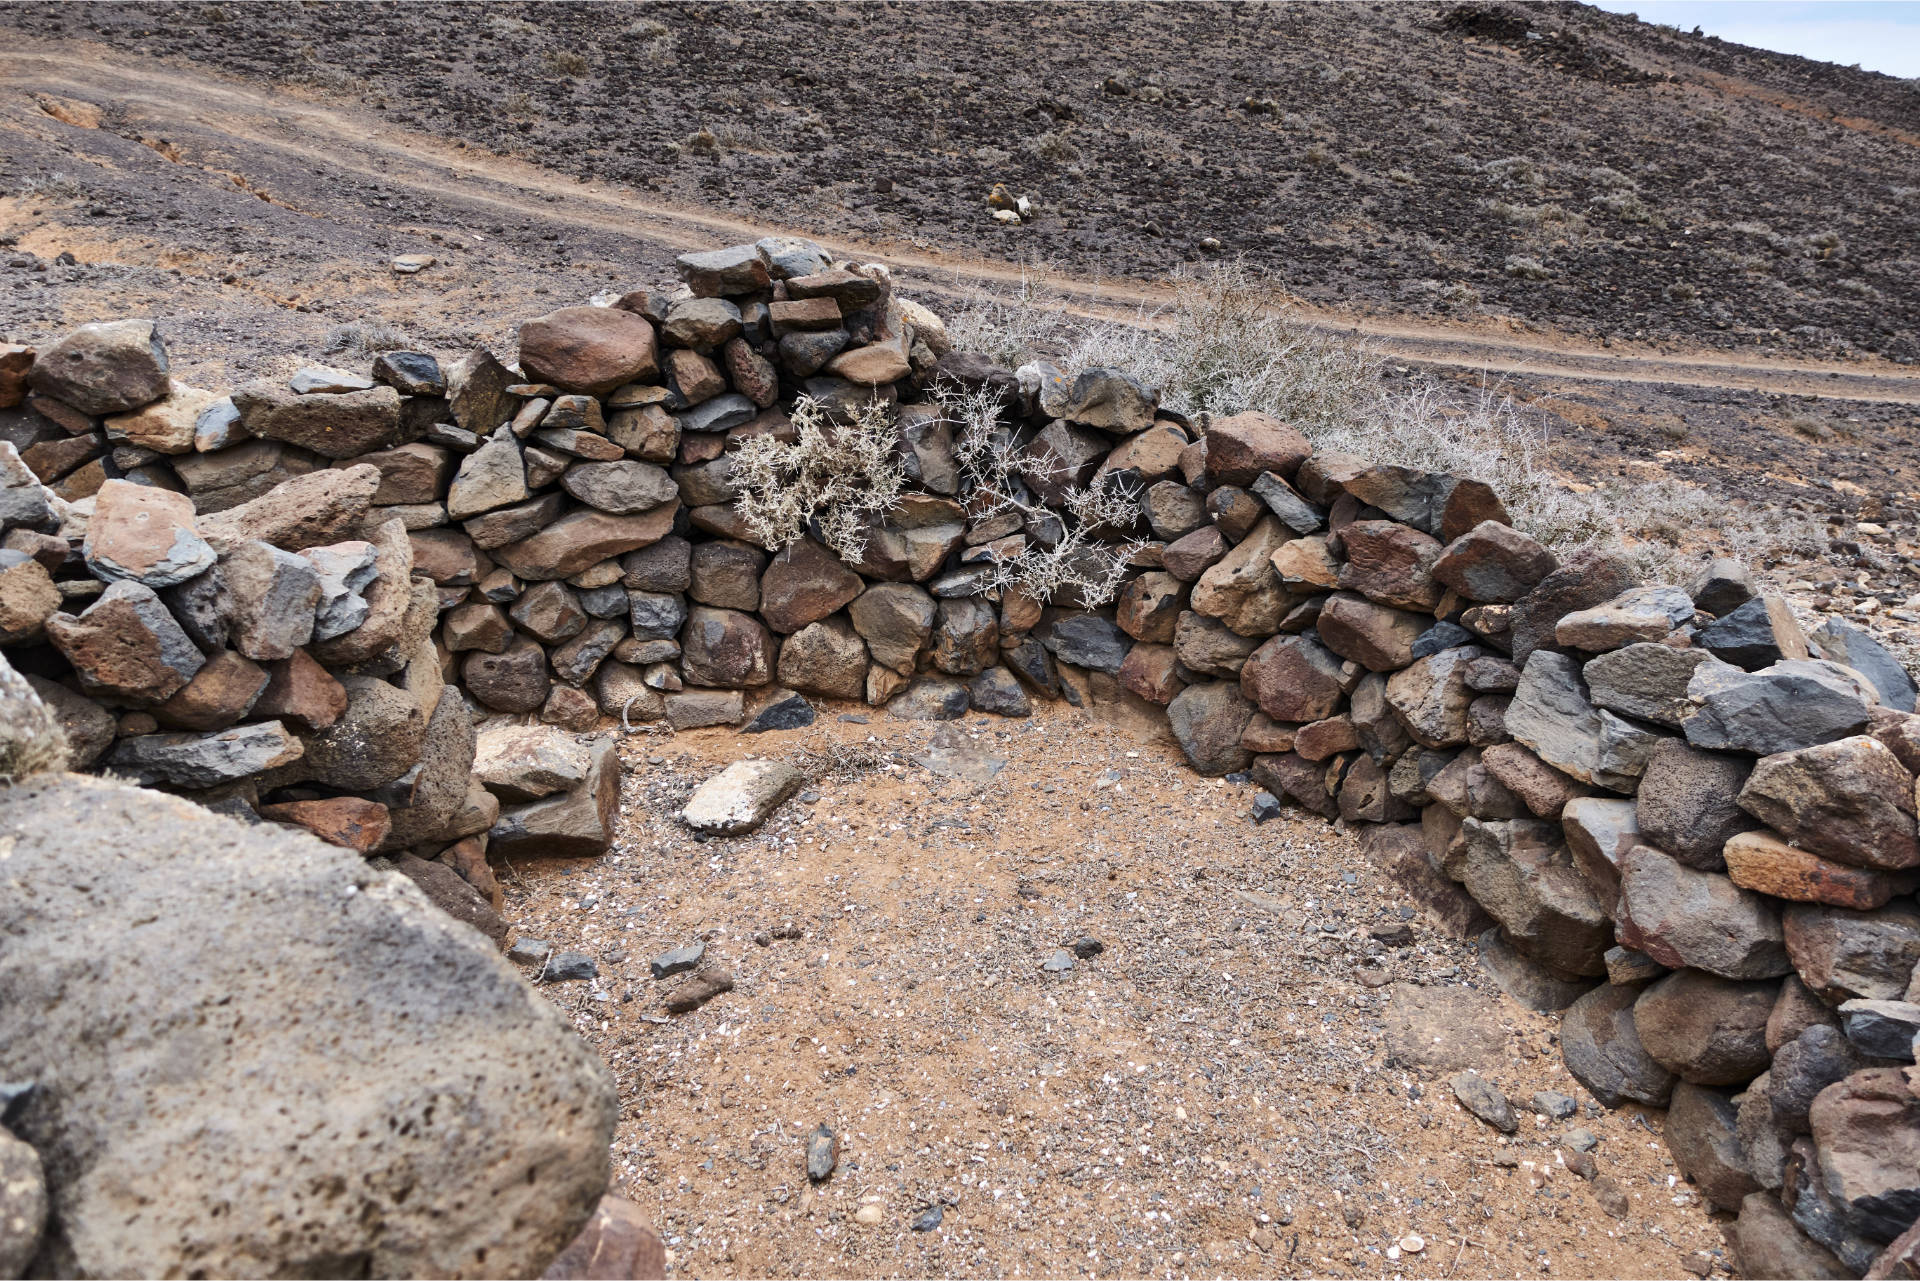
[731,389,1142,606]
[947,263,1826,582]
[731,394,906,565]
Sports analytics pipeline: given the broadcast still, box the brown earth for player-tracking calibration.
[514,704,1733,1280]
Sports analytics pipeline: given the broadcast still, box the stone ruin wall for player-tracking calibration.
[2,235,1918,1279]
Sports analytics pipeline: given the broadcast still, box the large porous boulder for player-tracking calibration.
[1784,901,1920,1004]
[1203,412,1311,487]
[1635,969,1778,1085]
[463,636,552,714]
[518,306,660,396]
[1506,650,1661,793]
[1507,548,1640,666]
[299,675,428,791]
[489,736,621,859]
[1167,681,1255,777]
[45,579,205,705]
[0,772,614,1278]
[1616,845,1791,979]
[1739,737,1920,871]
[231,381,404,459]
[26,318,170,415]
[1560,982,1676,1107]
[1432,521,1557,604]
[1684,659,1878,755]
[1635,739,1757,868]
[1453,818,1611,977]
[1807,1068,1920,1244]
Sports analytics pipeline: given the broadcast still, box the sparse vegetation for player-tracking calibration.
[1503,254,1552,280]
[322,319,410,356]
[542,50,589,77]
[731,395,906,564]
[946,265,1828,581]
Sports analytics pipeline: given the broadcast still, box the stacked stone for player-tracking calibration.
[7,239,1920,1278]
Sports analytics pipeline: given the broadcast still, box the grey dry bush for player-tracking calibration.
[947,264,1825,582]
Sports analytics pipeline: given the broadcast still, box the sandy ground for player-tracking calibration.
[504,701,1731,1280]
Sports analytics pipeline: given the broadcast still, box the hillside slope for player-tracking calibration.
[8,0,1918,361]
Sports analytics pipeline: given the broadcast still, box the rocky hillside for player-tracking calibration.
[9,0,1918,361]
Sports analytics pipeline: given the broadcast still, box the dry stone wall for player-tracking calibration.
[4,235,1920,1279]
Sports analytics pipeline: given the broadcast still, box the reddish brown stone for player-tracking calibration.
[437,834,503,914]
[1317,591,1427,671]
[443,600,514,654]
[1480,741,1590,819]
[154,650,269,731]
[542,1195,667,1281]
[1117,642,1182,704]
[681,606,774,688]
[1296,714,1361,762]
[259,797,393,855]
[1203,412,1312,487]
[1115,571,1184,644]
[517,306,660,397]
[1240,713,1298,753]
[1158,526,1229,583]
[1724,830,1920,910]
[1240,632,1346,723]
[769,296,842,333]
[253,648,348,731]
[1338,520,1443,610]
[0,552,59,645]
[45,579,205,705]
[489,505,678,581]
[1433,520,1559,604]
[758,537,863,634]
[0,341,31,408]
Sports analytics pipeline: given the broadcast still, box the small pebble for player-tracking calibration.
[911,1205,944,1232]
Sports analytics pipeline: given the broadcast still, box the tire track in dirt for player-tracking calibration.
[6,44,1920,405]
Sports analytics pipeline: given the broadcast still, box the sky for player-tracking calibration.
[1587,1,1920,77]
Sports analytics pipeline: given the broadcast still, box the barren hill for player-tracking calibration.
[10,0,1919,362]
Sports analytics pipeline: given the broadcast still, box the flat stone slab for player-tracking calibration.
[680,759,805,835]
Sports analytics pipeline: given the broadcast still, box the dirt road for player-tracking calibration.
[6,45,1920,406]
